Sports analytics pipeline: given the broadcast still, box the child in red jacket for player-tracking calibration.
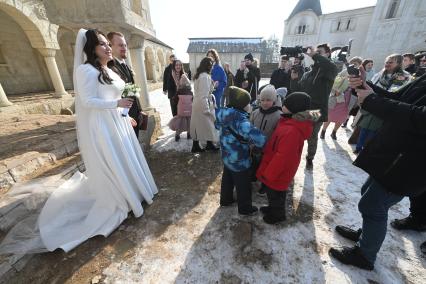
[256,92,320,224]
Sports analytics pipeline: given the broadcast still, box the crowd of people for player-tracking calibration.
[1,28,424,278]
[163,45,426,272]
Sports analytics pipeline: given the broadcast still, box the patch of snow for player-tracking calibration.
[106,84,426,283]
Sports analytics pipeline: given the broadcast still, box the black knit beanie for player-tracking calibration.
[244,53,254,61]
[227,86,251,110]
[283,92,311,114]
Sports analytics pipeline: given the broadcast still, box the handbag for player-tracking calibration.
[138,111,148,130]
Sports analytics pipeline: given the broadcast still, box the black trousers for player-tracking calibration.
[220,166,252,212]
[264,184,287,218]
[169,97,178,117]
[410,191,426,224]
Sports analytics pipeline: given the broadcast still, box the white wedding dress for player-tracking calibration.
[0,29,158,254]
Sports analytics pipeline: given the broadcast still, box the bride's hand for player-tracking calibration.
[118,98,133,108]
[129,117,137,127]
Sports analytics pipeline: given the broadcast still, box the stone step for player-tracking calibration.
[0,138,79,193]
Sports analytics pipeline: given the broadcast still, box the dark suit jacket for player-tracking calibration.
[108,58,142,136]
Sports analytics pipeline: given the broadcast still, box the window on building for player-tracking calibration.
[337,21,341,31]
[346,20,351,30]
[386,0,400,19]
[302,25,306,34]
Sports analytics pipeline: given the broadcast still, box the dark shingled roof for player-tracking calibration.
[187,37,263,53]
[288,0,322,19]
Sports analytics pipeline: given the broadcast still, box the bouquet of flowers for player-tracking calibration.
[121,83,141,116]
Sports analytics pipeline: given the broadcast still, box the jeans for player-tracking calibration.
[220,166,252,213]
[356,128,376,152]
[357,177,404,263]
[306,120,323,160]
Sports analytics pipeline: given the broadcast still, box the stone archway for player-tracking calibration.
[0,0,68,106]
[144,46,156,82]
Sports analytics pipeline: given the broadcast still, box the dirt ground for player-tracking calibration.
[2,150,224,284]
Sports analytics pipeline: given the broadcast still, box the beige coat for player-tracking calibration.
[190,72,218,142]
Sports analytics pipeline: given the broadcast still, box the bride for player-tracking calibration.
[0,29,158,253]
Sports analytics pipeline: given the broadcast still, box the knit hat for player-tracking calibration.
[260,85,276,101]
[244,53,254,61]
[283,92,311,114]
[227,86,251,110]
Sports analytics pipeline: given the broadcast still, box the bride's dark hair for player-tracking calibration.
[84,29,113,84]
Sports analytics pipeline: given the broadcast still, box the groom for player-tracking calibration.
[107,31,142,138]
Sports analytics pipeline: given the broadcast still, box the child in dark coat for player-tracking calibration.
[216,86,267,215]
[256,92,320,224]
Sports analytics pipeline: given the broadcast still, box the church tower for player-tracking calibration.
[282,0,322,48]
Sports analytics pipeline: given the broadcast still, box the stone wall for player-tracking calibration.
[0,10,52,94]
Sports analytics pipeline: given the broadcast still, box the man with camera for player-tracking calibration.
[329,68,426,270]
[290,43,338,170]
[270,55,291,89]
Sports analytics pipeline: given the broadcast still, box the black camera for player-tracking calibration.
[346,64,360,77]
[280,46,308,57]
[336,46,349,63]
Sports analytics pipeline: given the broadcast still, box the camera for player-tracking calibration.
[336,46,349,63]
[280,46,308,57]
[346,64,360,77]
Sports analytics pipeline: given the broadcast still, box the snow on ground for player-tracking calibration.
[102,84,425,283]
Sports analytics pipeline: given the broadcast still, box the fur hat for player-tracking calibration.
[227,86,251,110]
[283,92,311,114]
[260,85,277,101]
[244,53,254,61]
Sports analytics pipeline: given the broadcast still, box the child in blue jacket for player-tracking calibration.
[215,86,266,215]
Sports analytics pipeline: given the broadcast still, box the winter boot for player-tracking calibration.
[175,133,180,142]
[191,140,205,153]
[187,132,191,140]
[335,225,362,242]
[260,206,272,215]
[331,131,337,140]
[306,158,313,170]
[205,141,220,151]
[320,130,326,139]
[263,207,286,224]
[238,206,258,216]
[390,215,426,232]
[329,246,374,271]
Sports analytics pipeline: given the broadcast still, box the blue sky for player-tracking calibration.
[149,0,377,62]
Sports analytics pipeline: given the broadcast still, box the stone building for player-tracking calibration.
[0,0,173,110]
[282,0,426,68]
[187,37,262,76]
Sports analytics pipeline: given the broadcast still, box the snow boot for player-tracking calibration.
[260,206,272,215]
[329,246,374,271]
[205,141,220,151]
[238,206,258,216]
[263,207,286,224]
[390,215,426,232]
[191,141,205,153]
[335,225,362,242]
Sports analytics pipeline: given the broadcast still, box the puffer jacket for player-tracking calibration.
[216,107,266,172]
[256,111,318,191]
[250,106,282,140]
